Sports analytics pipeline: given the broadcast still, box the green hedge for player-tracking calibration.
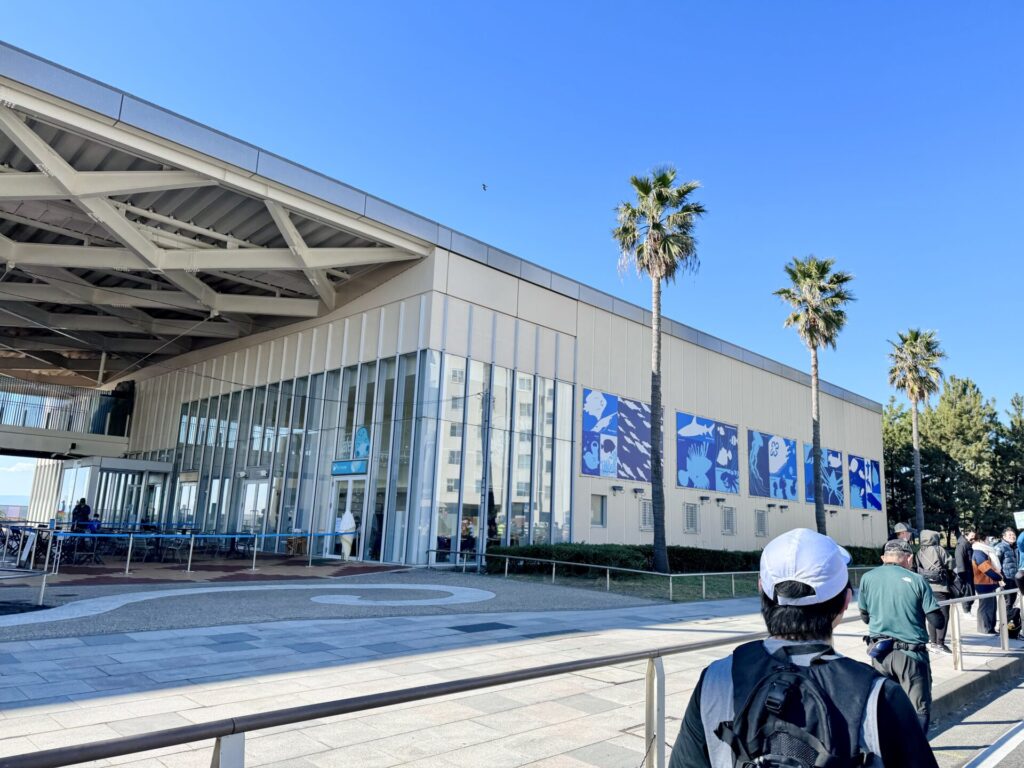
[485,542,881,575]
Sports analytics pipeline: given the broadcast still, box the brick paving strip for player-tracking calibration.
[0,582,1018,768]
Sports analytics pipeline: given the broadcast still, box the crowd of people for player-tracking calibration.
[670,522,1023,768]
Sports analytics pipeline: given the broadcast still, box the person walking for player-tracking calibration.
[858,539,945,733]
[915,529,953,654]
[972,534,1006,635]
[671,528,937,768]
[954,528,976,615]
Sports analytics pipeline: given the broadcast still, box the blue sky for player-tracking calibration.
[3,2,1023,424]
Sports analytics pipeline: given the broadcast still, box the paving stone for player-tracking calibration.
[567,740,645,767]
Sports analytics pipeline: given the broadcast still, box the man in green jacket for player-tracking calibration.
[859,538,945,732]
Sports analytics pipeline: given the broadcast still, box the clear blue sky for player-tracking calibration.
[3,2,1023,418]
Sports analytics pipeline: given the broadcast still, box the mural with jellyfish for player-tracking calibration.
[581,388,652,482]
[676,412,740,493]
[748,429,799,500]
[803,444,844,505]
[849,454,882,510]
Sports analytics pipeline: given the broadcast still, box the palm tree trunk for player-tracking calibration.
[650,275,668,573]
[811,346,826,534]
[911,399,925,532]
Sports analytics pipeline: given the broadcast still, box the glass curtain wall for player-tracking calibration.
[165,348,573,563]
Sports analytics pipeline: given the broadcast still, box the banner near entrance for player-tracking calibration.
[332,459,368,476]
[849,455,882,510]
[581,388,652,482]
[747,430,798,500]
[803,445,844,505]
[676,412,739,493]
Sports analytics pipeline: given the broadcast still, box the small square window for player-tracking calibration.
[722,506,736,536]
[684,503,699,533]
[446,478,460,493]
[591,494,607,527]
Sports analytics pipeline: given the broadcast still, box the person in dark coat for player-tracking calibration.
[70,498,91,533]
[953,528,976,615]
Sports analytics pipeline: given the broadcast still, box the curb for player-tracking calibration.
[932,651,1024,721]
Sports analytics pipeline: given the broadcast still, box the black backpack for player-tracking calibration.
[714,642,879,768]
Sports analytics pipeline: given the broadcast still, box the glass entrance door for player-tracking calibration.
[327,478,365,559]
[240,480,270,533]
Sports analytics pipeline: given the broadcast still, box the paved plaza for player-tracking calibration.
[0,570,1019,768]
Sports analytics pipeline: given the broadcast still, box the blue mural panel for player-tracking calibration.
[849,455,882,510]
[747,430,798,500]
[803,444,844,505]
[676,412,740,493]
[581,388,651,482]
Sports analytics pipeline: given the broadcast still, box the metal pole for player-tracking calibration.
[950,602,963,671]
[1,526,9,566]
[306,528,314,567]
[669,575,673,602]
[124,534,133,575]
[607,567,611,592]
[211,733,245,768]
[702,574,706,601]
[44,532,54,573]
[552,561,556,584]
[644,657,666,768]
[186,534,195,573]
[504,558,509,578]
[37,573,47,606]
[250,534,259,571]
[997,593,1010,651]
[731,573,735,597]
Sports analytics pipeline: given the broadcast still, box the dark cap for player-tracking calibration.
[884,539,913,556]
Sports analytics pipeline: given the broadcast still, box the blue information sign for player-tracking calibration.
[331,459,368,476]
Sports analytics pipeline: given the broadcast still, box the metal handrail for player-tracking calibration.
[0,628,768,768]
[1,587,1019,768]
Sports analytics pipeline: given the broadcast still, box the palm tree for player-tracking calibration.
[613,167,705,573]
[888,329,945,533]
[774,257,855,535]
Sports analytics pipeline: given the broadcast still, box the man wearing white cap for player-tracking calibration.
[670,528,936,768]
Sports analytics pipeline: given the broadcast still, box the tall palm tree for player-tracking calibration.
[613,167,705,574]
[774,257,855,534]
[888,329,945,532]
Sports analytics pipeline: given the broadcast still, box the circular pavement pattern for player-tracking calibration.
[0,582,496,628]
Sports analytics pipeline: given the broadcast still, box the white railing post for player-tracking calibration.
[306,529,314,567]
[250,535,259,571]
[44,533,54,573]
[668,575,673,602]
[37,572,47,606]
[950,602,963,671]
[124,534,134,575]
[210,733,245,768]
[552,561,556,584]
[186,534,195,573]
[997,593,1010,652]
[702,574,706,601]
[731,573,735,597]
[607,567,611,592]
[645,657,666,768]
[505,558,509,578]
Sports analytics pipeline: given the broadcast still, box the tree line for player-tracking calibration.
[883,379,1024,543]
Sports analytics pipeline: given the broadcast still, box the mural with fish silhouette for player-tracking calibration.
[848,454,882,510]
[676,412,740,493]
[581,388,652,482]
[747,429,798,500]
[803,444,844,505]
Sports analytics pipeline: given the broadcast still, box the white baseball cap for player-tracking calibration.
[760,528,852,606]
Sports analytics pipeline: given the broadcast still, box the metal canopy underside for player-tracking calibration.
[0,107,426,387]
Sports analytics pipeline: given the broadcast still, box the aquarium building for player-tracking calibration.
[0,42,886,563]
